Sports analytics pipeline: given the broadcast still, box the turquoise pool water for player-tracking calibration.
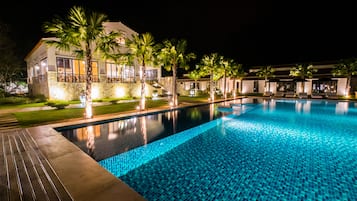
[100,99,357,200]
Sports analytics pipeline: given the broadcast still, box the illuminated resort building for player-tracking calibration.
[242,62,356,98]
[25,22,162,101]
[25,21,356,100]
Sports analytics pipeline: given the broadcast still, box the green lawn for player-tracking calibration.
[178,94,210,103]
[14,99,169,127]
[0,102,47,110]
[9,95,234,127]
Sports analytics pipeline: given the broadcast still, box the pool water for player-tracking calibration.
[100,99,357,200]
[58,101,235,161]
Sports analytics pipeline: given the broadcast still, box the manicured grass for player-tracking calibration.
[0,102,47,110]
[178,95,210,103]
[14,99,169,127]
[15,108,85,127]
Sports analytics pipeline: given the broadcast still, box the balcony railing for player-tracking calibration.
[57,74,99,83]
[107,77,135,83]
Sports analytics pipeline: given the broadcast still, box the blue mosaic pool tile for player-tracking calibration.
[101,100,357,200]
[99,117,224,177]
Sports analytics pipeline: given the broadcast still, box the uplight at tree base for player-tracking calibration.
[140,99,146,110]
[85,104,93,119]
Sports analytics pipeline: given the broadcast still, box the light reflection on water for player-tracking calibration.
[59,101,234,161]
[58,98,356,162]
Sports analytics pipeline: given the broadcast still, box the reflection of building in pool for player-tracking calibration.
[60,115,164,161]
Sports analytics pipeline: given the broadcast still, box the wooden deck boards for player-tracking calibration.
[0,129,73,201]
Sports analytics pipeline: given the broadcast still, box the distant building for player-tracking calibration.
[25,22,162,101]
[240,61,355,98]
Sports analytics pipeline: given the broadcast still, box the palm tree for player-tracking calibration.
[217,57,237,99]
[187,69,202,96]
[289,63,317,93]
[43,6,121,118]
[196,53,221,101]
[157,39,196,106]
[126,32,157,110]
[256,65,274,93]
[228,62,245,98]
[332,58,357,96]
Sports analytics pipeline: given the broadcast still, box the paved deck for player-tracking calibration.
[0,97,242,201]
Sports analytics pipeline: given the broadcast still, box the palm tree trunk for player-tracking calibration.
[346,76,351,96]
[239,79,243,94]
[141,60,146,110]
[172,64,178,106]
[264,77,267,93]
[210,70,214,101]
[232,78,236,98]
[302,80,305,93]
[223,71,227,99]
[85,47,93,119]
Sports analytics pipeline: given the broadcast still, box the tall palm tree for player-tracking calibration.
[43,6,121,118]
[332,58,357,96]
[126,32,157,110]
[256,65,274,93]
[157,39,196,106]
[289,63,317,93]
[187,69,202,96]
[196,53,221,101]
[218,56,235,99]
[228,62,245,98]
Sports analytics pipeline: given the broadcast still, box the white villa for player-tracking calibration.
[25,22,163,101]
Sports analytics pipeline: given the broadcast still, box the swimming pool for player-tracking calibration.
[58,99,243,161]
[99,99,357,200]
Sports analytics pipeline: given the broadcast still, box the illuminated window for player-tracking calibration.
[56,57,99,82]
[312,80,337,94]
[106,63,135,83]
[106,63,120,82]
[122,65,135,82]
[146,69,158,81]
[277,81,295,92]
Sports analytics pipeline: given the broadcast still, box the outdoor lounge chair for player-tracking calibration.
[311,93,323,99]
[326,93,339,99]
[263,92,273,97]
[298,93,308,99]
[274,91,284,98]
[285,92,296,98]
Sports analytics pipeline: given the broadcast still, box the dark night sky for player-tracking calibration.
[1,0,356,66]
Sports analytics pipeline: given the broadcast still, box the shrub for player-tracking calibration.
[45,101,69,110]
[0,96,30,105]
[30,94,47,103]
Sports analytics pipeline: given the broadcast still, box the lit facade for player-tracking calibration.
[237,62,355,97]
[25,22,161,101]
